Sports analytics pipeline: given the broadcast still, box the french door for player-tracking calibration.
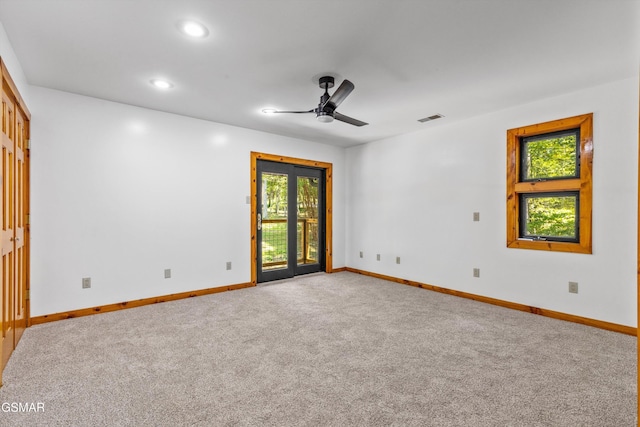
[257,160,325,282]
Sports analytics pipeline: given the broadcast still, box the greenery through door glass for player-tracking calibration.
[261,173,288,270]
[261,173,319,269]
[297,177,319,265]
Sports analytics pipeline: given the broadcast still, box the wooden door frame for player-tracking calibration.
[250,152,333,285]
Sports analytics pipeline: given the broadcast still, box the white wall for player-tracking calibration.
[29,87,346,316]
[346,77,639,327]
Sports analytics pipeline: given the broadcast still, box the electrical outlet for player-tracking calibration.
[473,212,480,222]
[568,281,578,294]
[473,268,480,278]
[164,269,171,279]
[396,256,401,264]
[226,262,232,270]
[359,251,363,258]
[376,254,381,261]
[82,277,91,289]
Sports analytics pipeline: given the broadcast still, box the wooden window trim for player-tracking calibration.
[507,113,593,253]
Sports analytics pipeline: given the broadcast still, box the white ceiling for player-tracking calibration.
[1,0,638,147]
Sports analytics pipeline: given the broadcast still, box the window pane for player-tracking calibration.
[297,176,319,266]
[521,193,578,241]
[261,172,288,271]
[521,130,578,180]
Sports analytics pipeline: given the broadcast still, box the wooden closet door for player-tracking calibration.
[13,105,27,344]
[0,61,30,385]
[1,88,16,371]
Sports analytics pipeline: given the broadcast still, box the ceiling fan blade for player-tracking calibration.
[334,112,368,127]
[271,109,314,114]
[324,79,355,112]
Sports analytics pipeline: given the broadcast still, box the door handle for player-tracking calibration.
[257,213,262,231]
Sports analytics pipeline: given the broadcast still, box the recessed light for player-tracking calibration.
[150,79,173,90]
[177,20,209,38]
[262,108,278,114]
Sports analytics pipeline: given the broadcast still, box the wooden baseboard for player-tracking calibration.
[345,267,637,336]
[330,267,348,273]
[30,282,254,325]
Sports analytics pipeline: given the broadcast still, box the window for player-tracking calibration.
[507,113,593,253]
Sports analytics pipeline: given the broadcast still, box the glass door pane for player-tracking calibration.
[261,172,288,271]
[257,160,324,283]
[297,176,319,266]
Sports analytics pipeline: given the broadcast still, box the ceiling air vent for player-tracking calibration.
[418,114,444,123]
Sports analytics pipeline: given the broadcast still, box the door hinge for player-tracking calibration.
[27,139,31,150]
[26,214,30,225]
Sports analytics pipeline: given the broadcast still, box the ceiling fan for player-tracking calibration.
[264,76,368,127]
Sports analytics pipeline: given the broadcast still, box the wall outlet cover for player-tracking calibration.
[569,281,578,294]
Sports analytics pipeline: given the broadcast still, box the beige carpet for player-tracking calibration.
[0,272,636,426]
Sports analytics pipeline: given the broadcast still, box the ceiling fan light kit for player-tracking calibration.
[267,75,368,127]
[316,111,334,123]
